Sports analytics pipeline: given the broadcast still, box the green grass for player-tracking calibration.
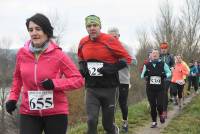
[68,100,151,134]
[68,94,200,134]
[162,95,200,134]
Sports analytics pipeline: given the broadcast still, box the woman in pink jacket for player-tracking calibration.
[170,55,189,108]
[5,13,84,134]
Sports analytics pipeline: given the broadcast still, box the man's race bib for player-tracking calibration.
[28,90,54,110]
[87,62,103,76]
[150,76,161,85]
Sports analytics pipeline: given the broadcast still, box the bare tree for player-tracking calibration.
[48,11,68,46]
[65,44,79,67]
[153,0,173,46]
[136,30,153,65]
[0,37,12,133]
[153,0,175,51]
[128,30,153,102]
[0,37,12,109]
[153,0,184,55]
[180,0,200,61]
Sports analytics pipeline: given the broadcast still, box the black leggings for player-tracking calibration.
[146,88,164,122]
[118,84,129,120]
[170,83,184,98]
[20,114,68,134]
[86,87,117,134]
[163,80,171,111]
[188,76,199,92]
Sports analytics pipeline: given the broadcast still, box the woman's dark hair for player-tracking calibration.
[26,13,54,38]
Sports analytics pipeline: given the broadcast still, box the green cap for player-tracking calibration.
[85,15,101,27]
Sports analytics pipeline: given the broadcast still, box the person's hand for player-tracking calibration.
[97,66,117,74]
[161,72,166,79]
[98,59,127,75]
[191,72,196,76]
[145,76,149,81]
[41,79,55,90]
[6,100,17,115]
[171,67,175,72]
[78,61,88,77]
[116,59,127,70]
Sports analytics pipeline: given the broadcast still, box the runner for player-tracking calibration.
[159,42,175,118]
[5,13,84,134]
[78,15,131,134]
[108,27,137,132]
[141,49,171,128]
[187,60,199,94]
[170,55,189,108]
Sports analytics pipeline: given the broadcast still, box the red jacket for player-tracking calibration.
[78,33,132,64]
[8,40,84,116]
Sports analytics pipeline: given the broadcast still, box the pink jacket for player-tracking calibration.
[8,40,84,116]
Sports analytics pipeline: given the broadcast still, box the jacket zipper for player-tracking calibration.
[34,54,43,116]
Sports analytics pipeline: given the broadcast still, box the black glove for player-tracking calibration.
[6,100,17,115]
[98,64,118,74]
[98,59,127,74]
[144,70,149,77]
[161,72,166,79]
[144,69,150,81]
[79,61,88,77]
[115,59,127,70]
[41,79,55,90]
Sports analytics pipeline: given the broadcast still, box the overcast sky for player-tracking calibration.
[0,0,182,53]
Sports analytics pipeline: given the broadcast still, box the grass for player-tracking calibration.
[68,100,151,134]
[162,94,200,134]
[68,86,200,134]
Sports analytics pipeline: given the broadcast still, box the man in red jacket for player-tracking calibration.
[78,15,131,134]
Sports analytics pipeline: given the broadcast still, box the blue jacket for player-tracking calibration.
[189,65,198,76]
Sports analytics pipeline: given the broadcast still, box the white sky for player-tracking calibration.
[0,0,182,53]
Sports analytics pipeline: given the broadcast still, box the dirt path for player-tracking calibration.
[134,95,193,134]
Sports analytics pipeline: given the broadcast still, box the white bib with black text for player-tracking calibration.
[87,62,103,76]
[28,90,54,110]
[150,76,161,85]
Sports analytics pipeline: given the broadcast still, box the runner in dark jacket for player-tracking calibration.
[107,27,137,132]
[188,61,199,93]
[141,49,171,128]
[159,42,175,118]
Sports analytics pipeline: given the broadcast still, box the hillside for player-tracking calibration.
[68,94,200,134]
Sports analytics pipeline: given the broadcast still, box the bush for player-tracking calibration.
[66,88,87,125]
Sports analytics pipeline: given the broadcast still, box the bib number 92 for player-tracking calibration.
[87,62,103,76]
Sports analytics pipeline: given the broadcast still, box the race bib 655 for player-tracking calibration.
[28,90,54,110]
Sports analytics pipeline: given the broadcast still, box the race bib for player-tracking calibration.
[150,76,161,85]
[176,80,185,85]
[28,90,54,110]
[87,62,103,76]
